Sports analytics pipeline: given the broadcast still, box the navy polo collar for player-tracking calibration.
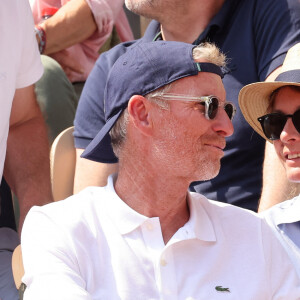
[142,0,242,46]
[194,0,242,44]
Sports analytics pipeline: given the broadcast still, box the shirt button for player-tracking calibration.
[146,222,153,231]
[160,258,167,266]
[185,297,196,300]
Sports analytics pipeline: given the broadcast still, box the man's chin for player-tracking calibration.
[194,164,221,182]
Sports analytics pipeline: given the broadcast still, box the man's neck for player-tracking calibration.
[159,0,225,44]
[115,158,191,244]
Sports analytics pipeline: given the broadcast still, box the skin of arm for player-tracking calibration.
[38,0,97,55]
[73,148,118,193]
[4,85,53,232]
[258,66,300,212]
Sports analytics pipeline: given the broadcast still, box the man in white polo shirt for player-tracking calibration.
[0,1,53,299]
[22,41,300,299]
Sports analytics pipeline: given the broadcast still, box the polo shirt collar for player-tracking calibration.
[103,175,148,235]
[143,0,241,46]
[194,0,241,45]
[272,196,300,226]
[104,175,216,242]
[185,192,217,242]
[142,20,161,42]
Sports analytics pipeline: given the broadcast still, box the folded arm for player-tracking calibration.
[37,0,97,55]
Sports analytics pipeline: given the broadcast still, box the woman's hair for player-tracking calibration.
[268,85,300,112]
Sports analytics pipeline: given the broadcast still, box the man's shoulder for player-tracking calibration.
[260,196,300,225]
[94,20,160,71]
[27,186,109,225]
[190,192,262,228]
[191,192,258,216]
[95,37,152,71]
[98,41,137,66]
[89,39,142,84]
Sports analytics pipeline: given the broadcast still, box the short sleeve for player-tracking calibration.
[21,206,93,300]
[16,0,43,89]
[73,42,134,162]
[253,0,300,80]
[260,218,300,298]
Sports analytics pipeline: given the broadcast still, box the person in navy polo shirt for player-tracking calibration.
[74,0,300,212]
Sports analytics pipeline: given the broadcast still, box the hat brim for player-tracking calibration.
[239,81,300,142]
[81,110,123,161]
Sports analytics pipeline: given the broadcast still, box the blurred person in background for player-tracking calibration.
[73,0,300,212]
[0,1,53,299]
[30,0,133,143]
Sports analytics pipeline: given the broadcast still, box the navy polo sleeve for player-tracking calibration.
[253,0,300,80]
[74,42,134,163]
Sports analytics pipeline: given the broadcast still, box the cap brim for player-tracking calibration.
[81,110,123,161]
[239,81,300,141]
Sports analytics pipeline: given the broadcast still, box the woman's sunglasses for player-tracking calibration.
[258,109,300,140]
[149,94,236,121]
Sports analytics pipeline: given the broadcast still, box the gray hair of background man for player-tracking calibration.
[110,42,226,158]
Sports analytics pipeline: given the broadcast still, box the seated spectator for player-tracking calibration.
[30,0,133,143]
[239,43,300,277]
[21,41,300,299]
[1,1,53,299]
[73,0,300,212]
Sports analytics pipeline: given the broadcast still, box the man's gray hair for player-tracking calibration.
[110,42,226,158]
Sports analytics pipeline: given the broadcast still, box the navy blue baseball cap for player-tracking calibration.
[82,41,224,161]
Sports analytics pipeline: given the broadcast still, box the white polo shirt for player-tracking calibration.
[261,195,300,278]
[21,175,300,299]
[0,0,43,180]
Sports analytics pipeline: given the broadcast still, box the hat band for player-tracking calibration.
[196,62,224,78]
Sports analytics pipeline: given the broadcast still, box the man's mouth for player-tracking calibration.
[205,142,225,150]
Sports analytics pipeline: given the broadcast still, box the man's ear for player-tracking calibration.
[128,95,152,136]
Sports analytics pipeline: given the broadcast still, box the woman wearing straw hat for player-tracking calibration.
[239,43,300,276]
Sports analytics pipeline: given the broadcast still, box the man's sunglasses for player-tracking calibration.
[257,109,300,140]
[149,94,236,121]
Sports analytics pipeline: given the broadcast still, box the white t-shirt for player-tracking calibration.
[0,0,43,180]
[21,175,300,299]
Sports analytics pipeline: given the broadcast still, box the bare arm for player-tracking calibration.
[73,149,118,194]
[4,85,53,232]
[258,66,300,212]
[38,0,97,55]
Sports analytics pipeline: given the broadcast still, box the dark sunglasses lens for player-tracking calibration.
[207,97,219,119]
[224,103,234,120]
[293,109,300,133]
[260,114,286,140]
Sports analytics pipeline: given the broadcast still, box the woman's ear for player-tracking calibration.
[128,95,152,136]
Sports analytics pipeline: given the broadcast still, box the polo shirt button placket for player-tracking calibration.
[146,222,153,231]
[160,258,167,267]
[158,249,177,299]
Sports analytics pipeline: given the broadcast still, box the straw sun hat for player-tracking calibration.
[239,43,300,141]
